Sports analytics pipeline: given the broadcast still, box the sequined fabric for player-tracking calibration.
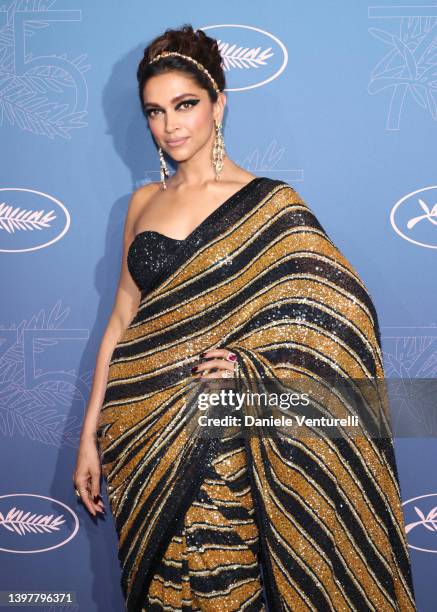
[127,231,185,293]
[96,177,416,611]
[145,435,266,611]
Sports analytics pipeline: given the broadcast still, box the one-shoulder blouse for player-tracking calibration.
[127,230,184,291]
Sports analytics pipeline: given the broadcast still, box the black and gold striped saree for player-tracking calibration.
[96,177,416,611]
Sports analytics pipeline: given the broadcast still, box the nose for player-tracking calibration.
[164,109,180,133]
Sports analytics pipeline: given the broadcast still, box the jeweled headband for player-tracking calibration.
[147,51,221,95]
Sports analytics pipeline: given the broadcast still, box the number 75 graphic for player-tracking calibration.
[0,5,89,139]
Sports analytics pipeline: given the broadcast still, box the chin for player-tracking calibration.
[166,145,195,161]
[167,150,190,162]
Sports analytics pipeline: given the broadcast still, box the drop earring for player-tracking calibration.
[158,146,169,190]
[212,119,225,180]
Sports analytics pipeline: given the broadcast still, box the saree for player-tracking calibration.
[96,176,416,611]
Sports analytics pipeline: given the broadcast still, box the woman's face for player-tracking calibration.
[142,71,224,161]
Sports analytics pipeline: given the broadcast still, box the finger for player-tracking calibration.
[76,484,96,517]
[89,478,105,514]
[193,359,218,372]
[76,477,99,517]
[86,487,104,516]
[200,349,227,359]
[207,361,235,373]
[201,349,237,362]
[90,470,101,503]
[198,372,218,380]
[192,363,216,379]
[195,361,235,379]
[195,359,229,372]
[194,367,211,379]
[199,367,234,379]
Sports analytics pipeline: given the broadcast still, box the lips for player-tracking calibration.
[166,137,188,147]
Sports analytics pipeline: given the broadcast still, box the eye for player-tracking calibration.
[145,108,162,118]
[145,99,199,118]
[178,99,199,110]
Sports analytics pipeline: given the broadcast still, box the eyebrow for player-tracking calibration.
[143,93,198,109]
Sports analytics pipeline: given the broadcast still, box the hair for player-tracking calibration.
[136,24,226,118]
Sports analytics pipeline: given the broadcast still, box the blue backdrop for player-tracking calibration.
[1,1,435,610]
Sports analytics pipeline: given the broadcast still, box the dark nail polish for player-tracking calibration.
[191,366,198,373]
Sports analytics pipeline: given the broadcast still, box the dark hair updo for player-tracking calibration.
[136,24,226,118]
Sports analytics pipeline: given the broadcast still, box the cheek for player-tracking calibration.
[186,108,210,132]
[147,120,161,138]
[147,108,211,139]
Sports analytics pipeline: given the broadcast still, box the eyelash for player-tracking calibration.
[145,99,199,118]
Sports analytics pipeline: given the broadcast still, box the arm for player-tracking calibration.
[73,184,157,517]
[80,184,157,442]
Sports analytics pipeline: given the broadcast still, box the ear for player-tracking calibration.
[214,92,227,123]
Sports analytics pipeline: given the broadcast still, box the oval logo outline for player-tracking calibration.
[0,493,79,553]
[200,23,288,92]
[402,492,437,553]
[0,188,70,253]
[390,185,437,250]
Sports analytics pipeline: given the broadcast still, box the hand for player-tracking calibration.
[191,348,238,379]
[72,434,105,517]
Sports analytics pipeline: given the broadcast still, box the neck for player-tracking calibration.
[169,154,231,188]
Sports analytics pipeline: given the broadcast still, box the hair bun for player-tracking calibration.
[137,23,225,113]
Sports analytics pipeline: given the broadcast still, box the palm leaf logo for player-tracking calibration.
[405,504,437,534]
[0,505,65,535]
[407,198,437,229]
[218,41,274,70]
[0,200,56,233]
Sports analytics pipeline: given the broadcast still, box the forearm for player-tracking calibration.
[80,316,125,441]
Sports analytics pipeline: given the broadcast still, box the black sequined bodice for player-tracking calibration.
[127,230,184,291]
[127,177,266,293]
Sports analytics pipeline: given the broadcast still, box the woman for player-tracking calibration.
[73,24,416,612]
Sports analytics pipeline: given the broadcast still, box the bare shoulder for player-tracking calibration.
[243,172,258,181]
[129,181,161,212]
[231,171,258,184]
[122,182,162,239]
